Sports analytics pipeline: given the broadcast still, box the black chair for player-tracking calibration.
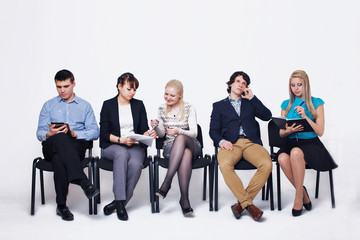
[93,149,155,214]
[268,119,337,209]
[212,121,274,211]
[154,124,214,212]
[31,141,94,215]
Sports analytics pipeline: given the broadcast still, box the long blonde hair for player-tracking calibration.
[285,70,317,119]
[165,79,185,121]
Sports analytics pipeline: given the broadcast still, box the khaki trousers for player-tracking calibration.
[217,138,272,208]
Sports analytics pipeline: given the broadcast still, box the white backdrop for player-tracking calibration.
[0,0,359,236]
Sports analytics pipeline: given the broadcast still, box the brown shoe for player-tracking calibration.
[246,204,263,221]
[231,202,244,219]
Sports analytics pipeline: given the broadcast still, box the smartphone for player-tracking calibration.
[242,91,246,96]
[48,122,69,129]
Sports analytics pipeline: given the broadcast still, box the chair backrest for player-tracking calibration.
[267,120,287,149]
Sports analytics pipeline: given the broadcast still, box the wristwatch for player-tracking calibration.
[117,137,121,144]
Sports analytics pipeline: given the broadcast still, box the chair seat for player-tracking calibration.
[234,159,257,170]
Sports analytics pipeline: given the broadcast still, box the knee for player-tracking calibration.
[290,148,304,160]
[261,157,273,173]
[278,153,289,167]
[217,156,234,172]
[128,159,143,171]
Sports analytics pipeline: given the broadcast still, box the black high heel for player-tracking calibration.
[179,201,193,216]
[155,186,171,199]
[292,208,302,217]
[303,186,312,211]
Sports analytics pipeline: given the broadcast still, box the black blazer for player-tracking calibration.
[209,96,272,147]
[99,96,149,149]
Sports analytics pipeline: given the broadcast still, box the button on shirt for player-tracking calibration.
[37,95,99,142]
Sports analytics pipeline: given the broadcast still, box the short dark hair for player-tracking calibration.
[226,71,251,93]
[117,72,139,90]
[54,69,75,83]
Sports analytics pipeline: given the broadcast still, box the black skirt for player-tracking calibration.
[277,137,338,171]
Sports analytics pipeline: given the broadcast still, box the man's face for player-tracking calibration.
[56,78,75,102]
[230,75,247,97]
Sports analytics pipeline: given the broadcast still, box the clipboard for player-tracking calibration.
[272,117,314,132]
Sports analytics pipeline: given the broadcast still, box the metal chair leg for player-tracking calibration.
[329,170,335,208]
[315,171,320,198]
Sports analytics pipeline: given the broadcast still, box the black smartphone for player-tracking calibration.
[242,91,246,96]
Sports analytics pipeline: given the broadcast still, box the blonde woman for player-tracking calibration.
[278,70,337,217]
[151,80,201,216]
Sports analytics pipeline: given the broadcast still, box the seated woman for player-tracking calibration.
[99,72,156,221]
[151,79,201,216]
[277,70,337,217]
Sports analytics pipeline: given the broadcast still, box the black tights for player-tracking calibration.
[160,135,195,209]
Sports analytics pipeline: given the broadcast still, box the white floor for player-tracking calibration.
[0,165,358,240]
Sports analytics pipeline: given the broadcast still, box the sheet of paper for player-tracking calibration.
[127,134,154,147]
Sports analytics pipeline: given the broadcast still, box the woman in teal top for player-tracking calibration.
[277,70,337,217]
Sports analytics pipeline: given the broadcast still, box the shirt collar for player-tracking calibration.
[228,95,241,103]
[57,94,79,104]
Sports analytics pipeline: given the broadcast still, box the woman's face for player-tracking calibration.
[290,77,304,98]
[118,81,136,101]
[164,86,182,106]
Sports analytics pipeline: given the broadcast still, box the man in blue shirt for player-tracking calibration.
[36,69,100,221]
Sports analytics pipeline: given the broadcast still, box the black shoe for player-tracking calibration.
[83,184,100,199]
[179,201,193,217]
[155,186,171,199]
[303,186,312,211]
[56,206,74,221]
[116,201,128,221]
[292,208,302,217]
[103,200,116,216]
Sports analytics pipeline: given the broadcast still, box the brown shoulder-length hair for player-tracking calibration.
[285,70,317,119]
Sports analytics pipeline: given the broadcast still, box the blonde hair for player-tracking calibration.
[285,70,317,119]
[165,79,185,121]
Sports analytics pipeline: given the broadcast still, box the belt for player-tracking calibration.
[238,134,247,139]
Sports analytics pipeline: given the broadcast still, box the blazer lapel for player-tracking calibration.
[223,98,240,118]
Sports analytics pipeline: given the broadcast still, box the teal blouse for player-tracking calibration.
[281,96,324,139]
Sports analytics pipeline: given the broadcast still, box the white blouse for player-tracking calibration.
[118,104,135,137]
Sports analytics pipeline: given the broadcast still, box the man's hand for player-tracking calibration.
[220,140,234,151]
[46,124,67,138]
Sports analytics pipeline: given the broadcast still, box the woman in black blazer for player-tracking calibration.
[99,72,156,221]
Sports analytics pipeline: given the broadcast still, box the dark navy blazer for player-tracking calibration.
[99,96,149,149]
[209,96,272,147]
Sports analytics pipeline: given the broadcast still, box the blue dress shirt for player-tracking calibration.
[37,95,99,142]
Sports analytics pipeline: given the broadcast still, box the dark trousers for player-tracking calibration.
[42,133,90,205]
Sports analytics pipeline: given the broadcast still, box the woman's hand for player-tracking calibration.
[294,106,306,118]
[144,130,158,138]
[150,119,159,128]
[121,137,138,147]
[285,123,304,134]
[166,127,179,136]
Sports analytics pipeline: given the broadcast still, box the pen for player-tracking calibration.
[294,101,305,112]
[149,121,157,136]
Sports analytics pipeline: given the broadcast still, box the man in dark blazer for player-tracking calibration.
[209,71,272,221]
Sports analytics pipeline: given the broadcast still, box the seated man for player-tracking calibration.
[36,69,100,221]
[209,71,272,221]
